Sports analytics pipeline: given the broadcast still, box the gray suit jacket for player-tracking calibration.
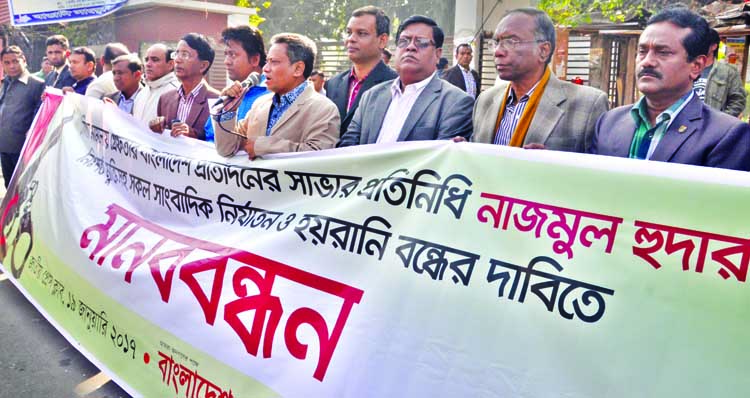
[339,74,473,147]
[472,75,609,153]
[590,94,750,171]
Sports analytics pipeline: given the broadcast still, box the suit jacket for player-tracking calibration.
[215,84,340,157]
[0,71,46,153]
[339,74,474,147]
[156,82,220,140]
[590,94,750,171]
[325,61,397,136]
[704,62,746,117]
[472,75,609,153]
[442,65,481,99]
[44,64,76,89]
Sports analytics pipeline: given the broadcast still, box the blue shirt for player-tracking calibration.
[204,75,270,142]
[267,80,307,136]
[72,76,94,95]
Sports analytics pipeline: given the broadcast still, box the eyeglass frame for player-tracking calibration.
[396,36,436,50]
[170,50,196,61]
[489,38,547,51]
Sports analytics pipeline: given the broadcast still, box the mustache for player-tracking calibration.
[638,67,662,79]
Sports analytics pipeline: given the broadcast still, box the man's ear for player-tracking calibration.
[538,41,552,64]
[378,33,389,50]
[689,54,707,81]
[293,60,305,77]
[200,60,210,75]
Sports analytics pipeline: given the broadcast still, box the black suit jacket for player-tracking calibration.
[442,65,480,99]
[325,60,397,136]
[44,64,76,89]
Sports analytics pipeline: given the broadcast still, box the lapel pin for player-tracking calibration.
[677,125,687,133]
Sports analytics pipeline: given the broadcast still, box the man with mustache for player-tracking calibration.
[326,6,397,140]
[590,8,750,171]
[132,43,179,124]
[339,15,473,146]
[470,8,608,152]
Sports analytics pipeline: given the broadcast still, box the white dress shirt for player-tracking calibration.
[376,72,436,143]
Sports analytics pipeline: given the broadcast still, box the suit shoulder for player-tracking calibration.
[702,101,748,130]
[476,84,505,103]
[559,80,607,99]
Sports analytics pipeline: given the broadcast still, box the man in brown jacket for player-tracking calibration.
[214,33,339,159]
[149,33,220,140]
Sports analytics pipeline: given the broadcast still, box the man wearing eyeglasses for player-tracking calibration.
[471,8,608,153]
[327,6,397,139]
[339,15,473,147]
[149,33,220,140]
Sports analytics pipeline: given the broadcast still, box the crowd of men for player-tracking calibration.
[1,5,749,188]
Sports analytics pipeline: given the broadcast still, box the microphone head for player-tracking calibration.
[245,72,261,87]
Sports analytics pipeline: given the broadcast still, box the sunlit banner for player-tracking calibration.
[2,91,750,396]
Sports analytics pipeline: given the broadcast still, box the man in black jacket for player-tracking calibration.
[44,34,76,89]
[326,5,397,140]
[442,43,480,99]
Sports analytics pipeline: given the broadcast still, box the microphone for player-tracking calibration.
[213,72,261,108]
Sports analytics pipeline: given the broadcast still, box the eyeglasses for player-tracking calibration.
[396,36,435,50]
[170,51,194,60]
[489,38,546,51]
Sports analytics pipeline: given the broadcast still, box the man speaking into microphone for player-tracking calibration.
[213,33,340,159]
[205,25,270,142]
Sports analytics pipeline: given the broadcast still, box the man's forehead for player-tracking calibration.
[147,45,167,58]
[496,13,535,36]
[640,22,690,46]
[401,23,433,37]
[348,14,376,29]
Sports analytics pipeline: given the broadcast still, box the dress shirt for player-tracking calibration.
[376,72,436,143]
[460,66,476,98]
[117,87,142,115]
[494,80,541,145]
[267,80,307,136]
[177,82,204,122]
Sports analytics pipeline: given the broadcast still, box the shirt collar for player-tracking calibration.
[179,80,204,99]
[459,65,471,73]
[4,70,30,85]
[273,80,307,107]
[122,86,142,101]
[390,71,436,96]
[508,79,542,103]
[630,90,693,130]
[349,67,368,83]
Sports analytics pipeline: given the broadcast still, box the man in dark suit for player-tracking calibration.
[44,35,76,89]
[590,8,750,171]
[339,15,473,147]
[441,43,480,99]
[326,6,397,138]
[149,33,220,141]
[0,46,45,187]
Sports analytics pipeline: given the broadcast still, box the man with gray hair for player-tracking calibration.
[470,8,608,153]
[214,33,340,159]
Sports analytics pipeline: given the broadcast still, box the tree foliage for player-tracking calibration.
[539,0,716,27]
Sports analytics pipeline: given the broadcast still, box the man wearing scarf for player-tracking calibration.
[471,8,608,153]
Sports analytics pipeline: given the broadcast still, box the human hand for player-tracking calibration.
[149,116,165,133]
[244,137,257,159]
[523,143,545,150]
[170,122,190,137]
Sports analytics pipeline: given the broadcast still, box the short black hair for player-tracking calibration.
[396,15,444,49]
[1,45,24,59]
[437,57,449,70]
[709,28,720,58]
[112,54,143,73]
[270,33,317,79]
[647,7,710,62]
[506,8,556,64]
[352,6,391,37]
[46,34,69,50]
[310,69,325,78]
[72,47,96,65]
[221,25,266,68]
[382,48,391,58]
[103,42,129,65]
[181,33,215,75]
[455,43,472,56]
